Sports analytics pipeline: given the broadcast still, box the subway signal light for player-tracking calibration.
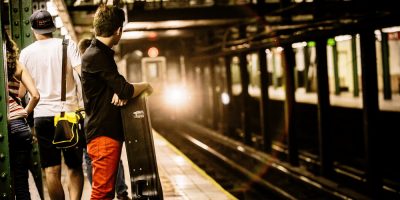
[148,47,159,58]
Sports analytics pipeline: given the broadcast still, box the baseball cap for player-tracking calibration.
[29,9,56,34]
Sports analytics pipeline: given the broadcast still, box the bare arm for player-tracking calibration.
[74,64,82,76]
[132,82,153,98]
[111,82,152,107]
[15,61,40,115]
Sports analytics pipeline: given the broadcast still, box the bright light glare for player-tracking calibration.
[173,156,186,166]
[55,16,63,28]
[46,1,58,16]
[221,92,230,105]
[60,27,68,36]
[164,86,189,107]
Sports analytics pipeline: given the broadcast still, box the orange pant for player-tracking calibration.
[87,136,122,200]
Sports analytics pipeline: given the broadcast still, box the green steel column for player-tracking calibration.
[9,0,34,48]
[306,41,316,92]
[9,0,22,48]
[272,51,278,89]
[303,45,311,92]
[351,36,360,97]
[0,2,12,199]
[380,31,392,100]
[20,0,34,48]
[332,41,340,95]
[29,142,43,199]
[9,1,43,199]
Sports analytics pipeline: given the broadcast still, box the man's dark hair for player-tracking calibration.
[93,4,125,37]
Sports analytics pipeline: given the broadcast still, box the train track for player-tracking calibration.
[154,123,283,199]
[153,120,356,200]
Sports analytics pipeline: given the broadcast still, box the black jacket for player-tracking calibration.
[81,39,134,143]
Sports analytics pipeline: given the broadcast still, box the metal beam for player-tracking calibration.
[9,0,34,48]
[315,38,333,178]
[0,1,12,198]
[283,45,298,166]
[380,31,392,100]
[359,29,382,198]
[127,5,260,22]
[351,36,360,97]
[238,26,252,145]
[258,48,271,153]
[223,56,234,137]
[53,0,78,41]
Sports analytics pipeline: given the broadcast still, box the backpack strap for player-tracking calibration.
[61,38,69,117]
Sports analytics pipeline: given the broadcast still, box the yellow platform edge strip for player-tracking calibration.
[153,130,238,200]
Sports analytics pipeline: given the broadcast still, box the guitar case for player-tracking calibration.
[121,94,163,200]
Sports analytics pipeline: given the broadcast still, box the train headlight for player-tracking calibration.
[164,86,189,107]
[221,92,230,105]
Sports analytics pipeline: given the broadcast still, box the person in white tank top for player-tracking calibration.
[19,9,84,200]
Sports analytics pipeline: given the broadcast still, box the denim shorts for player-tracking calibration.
[8,118,32,150]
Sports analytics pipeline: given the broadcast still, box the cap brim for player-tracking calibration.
[32,26,56,34]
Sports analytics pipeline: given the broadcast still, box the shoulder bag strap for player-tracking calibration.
[61,38,69,117]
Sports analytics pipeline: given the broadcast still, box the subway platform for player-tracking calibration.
[28,130,236,200]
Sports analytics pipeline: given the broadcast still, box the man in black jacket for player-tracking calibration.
[81,4,152,200]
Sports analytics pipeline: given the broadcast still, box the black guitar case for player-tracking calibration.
[121,94,163,200]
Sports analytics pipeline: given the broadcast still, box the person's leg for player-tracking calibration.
[83,148,93,184]
[67,167,84,200]
[45,165,65,200]
[34,117,64,200]
[88,136,122,200]
[9,119,33,200]
[64,147,84,200]
[115,160,129,199]
[12,150,31,200]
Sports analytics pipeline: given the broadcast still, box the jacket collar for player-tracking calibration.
[91,38,115,57]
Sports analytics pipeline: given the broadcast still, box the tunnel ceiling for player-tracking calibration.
[65,0,399,55]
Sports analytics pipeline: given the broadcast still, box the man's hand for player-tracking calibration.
[145,84,153,95]
[111,93,128,106]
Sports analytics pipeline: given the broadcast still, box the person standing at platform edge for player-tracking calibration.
[78,38,131,200]
[19,9,84,200]
[3,25,40,200]
[81,4,152,200]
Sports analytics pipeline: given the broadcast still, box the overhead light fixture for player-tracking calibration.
[382,26,400,33]
[165,30,180,36]
[121,31,145,39]
[335,35,352,42]
[292,42,307,48]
